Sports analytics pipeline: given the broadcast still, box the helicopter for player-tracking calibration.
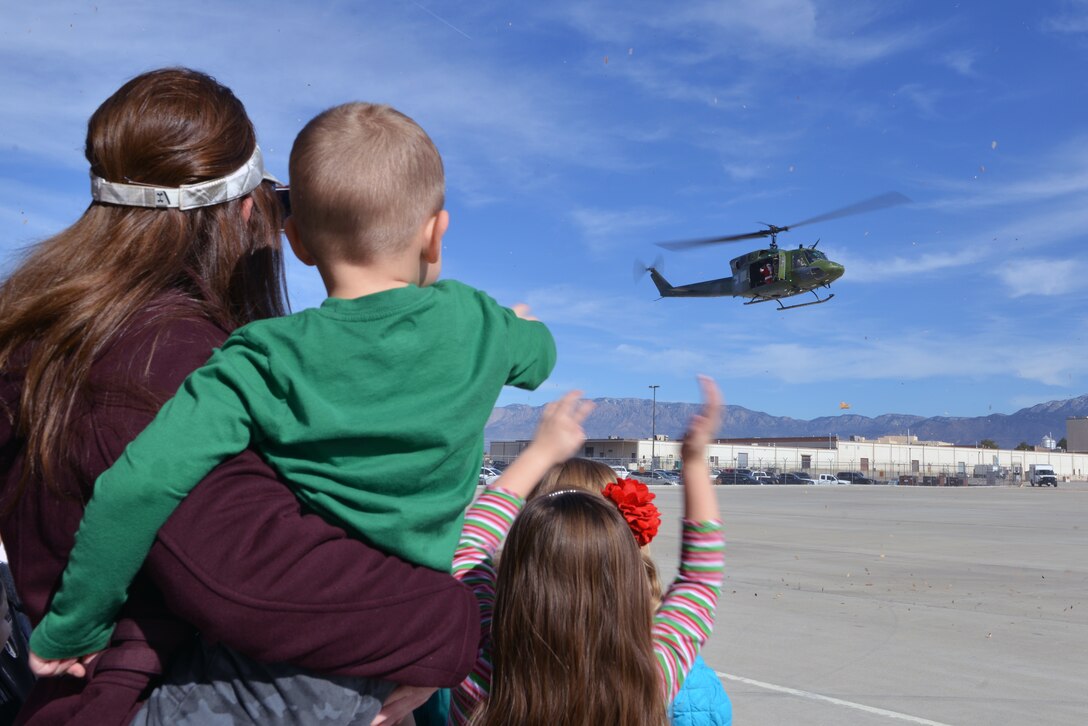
[641,192,910,310]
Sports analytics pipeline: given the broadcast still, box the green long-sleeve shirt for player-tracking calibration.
[32,280,556,659]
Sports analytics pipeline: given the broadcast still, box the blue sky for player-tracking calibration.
[3,1,1087,420]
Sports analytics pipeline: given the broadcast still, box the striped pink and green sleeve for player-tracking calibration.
[653,518,725,700]
[449,486,523,726]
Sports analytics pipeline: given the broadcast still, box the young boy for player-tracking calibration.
[30,103,556,668]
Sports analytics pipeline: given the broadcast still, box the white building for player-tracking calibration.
[489,434,1088,481]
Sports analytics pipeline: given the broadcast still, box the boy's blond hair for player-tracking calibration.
[288,102,445,264]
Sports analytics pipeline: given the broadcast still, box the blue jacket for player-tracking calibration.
[670,655,733,726]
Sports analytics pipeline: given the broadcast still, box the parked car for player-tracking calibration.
[836,471,876,485]
[815,473,846,485]
[479,466,501,486]
[634,469,680,485]
[778,472,815,485]
[716,470,763,485]
[749,470,775,484]
[609,465,631,478]
[651,469,681,484]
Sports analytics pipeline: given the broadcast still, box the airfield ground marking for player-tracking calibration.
[716,671,956,726]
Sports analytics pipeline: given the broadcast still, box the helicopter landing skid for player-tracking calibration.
[776,291,834,310]
[743,290,835,310]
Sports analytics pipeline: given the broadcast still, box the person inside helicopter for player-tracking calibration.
[751,259,776,286]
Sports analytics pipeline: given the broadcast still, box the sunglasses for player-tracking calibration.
[274,185,291,221]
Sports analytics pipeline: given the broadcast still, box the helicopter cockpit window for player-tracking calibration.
[795,250,813,265]
[810,250,828,261]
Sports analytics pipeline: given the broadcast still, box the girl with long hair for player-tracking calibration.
[0,68,476,724]
[531,459,734,725]
[449,377,725,726]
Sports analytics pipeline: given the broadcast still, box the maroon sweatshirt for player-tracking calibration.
[0,306,479,725]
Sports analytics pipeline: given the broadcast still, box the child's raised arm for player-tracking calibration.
[654,375,724,700]
[492,390,594,499]
[680,375,723,522]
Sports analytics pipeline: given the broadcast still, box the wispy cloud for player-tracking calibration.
[556,0,931,68]
[832,133,1088,292]
[1042,0,1088,33]
[941,49,978,76]
[0,2,633,197]
[994,257,1085,298]
[614,325,1088,388]
[522,283,669,332]
[570,207,673,253]
[511,275,1088,394]
[836,201,1088,292]
[894,83,942,118]
[921,136,1088,211]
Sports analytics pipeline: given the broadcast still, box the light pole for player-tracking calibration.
[649,384,660,471]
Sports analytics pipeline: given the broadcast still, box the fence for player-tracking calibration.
[483,456,1022,486]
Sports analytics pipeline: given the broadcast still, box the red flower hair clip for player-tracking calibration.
[602,478,661,547]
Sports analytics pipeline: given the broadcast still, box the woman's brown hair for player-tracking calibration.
[473,491,667,726]
[0,67,286,505]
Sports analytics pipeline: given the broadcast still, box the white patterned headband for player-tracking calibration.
[90,146,279,211]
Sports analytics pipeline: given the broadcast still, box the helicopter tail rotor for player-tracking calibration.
[633,255,664,282]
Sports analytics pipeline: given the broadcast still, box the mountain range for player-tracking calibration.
[486,394,1088,450]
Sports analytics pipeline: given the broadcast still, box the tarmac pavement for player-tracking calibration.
[648,481,1088,725]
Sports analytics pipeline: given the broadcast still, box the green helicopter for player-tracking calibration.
[642,192,909,311]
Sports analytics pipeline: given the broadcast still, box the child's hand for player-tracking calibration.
[531,390,594,465]
[682,375,723,461]
[494,391,594,499]
[512,303,538,321]
[681,376,723,522]
[30,649,100,679]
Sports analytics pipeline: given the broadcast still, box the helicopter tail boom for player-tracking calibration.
[647,267,735,298]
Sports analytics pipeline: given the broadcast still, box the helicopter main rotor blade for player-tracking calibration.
[657,229,770,251]
[654,191,909,251]
[785,191,911,230]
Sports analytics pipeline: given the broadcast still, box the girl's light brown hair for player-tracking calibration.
[530,457,617,500]
[0,67,286,506]
[473,491,667,726]
[530,457,665,607]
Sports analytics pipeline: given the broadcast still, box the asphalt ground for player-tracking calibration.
[647,481,1088,726]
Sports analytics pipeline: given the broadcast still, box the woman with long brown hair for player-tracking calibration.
[448,380,726,726]
[0,68,476,724]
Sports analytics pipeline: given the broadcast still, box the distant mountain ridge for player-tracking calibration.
[486,394,1088,450]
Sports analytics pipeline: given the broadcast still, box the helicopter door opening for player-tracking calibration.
[749,258,777,287]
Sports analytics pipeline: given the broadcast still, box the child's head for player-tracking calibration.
[529,458,665,607]
[287,102,444,266]
[480,490,667,726]
[530,457,616,499]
